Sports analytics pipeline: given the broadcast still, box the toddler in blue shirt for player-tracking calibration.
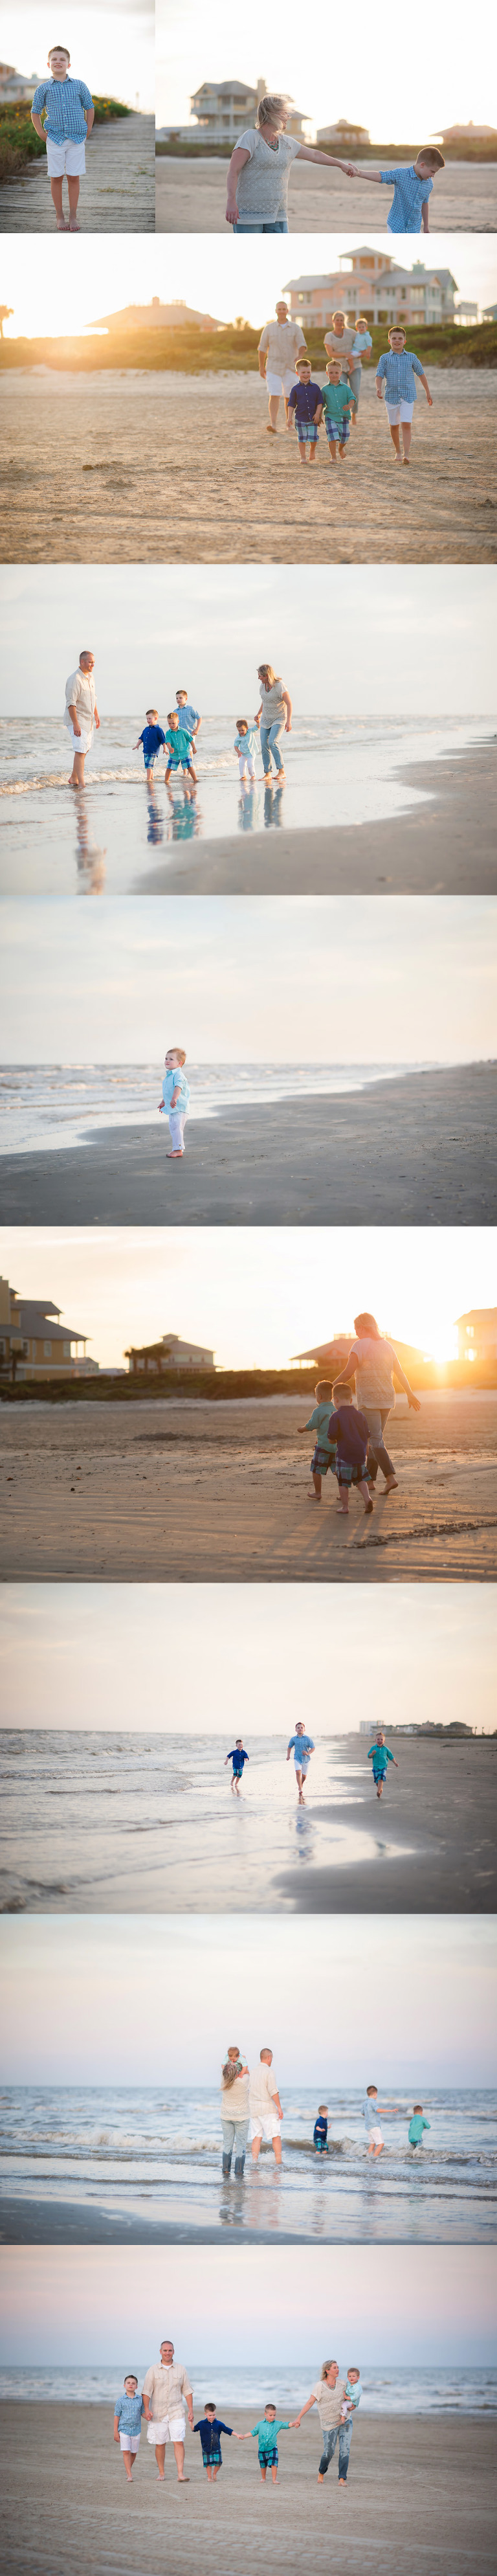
[134,708,166,786]
[234,720,258,781]
[158,1047,190,1157]
[313,2105,329,2152]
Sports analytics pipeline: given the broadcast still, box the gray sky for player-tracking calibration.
[2,1582,494,1734]
[2,2244,493,2366]
[3,233,496,337]
[157,0,496,143]
[1,1915,494,2085]
[1,897,496,1067]
[1,566,495,717]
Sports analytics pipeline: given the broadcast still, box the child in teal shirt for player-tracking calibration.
[164,710,198,780]
[408,2105,431,2147]
[298,1378,337,1502]
[239,2404,298,2482]
[368,1731,399,1799]
[320,358,357,461]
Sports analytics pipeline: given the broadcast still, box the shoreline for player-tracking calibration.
[1,1061,495,1225]
[137,743,497,896]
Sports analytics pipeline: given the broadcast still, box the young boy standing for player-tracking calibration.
[135,710,166,787]
[225,1740,250,1794]
[234,721,258,781]
[298,1379,337,1502]
[158,1048,190,1157]
[31,47,94,231]
[320,359,357,462]
[313,2105,329,2152]
[367,1730,399,1798]
[113,2376,145,2483]
[239,2404,298,2482]
[163,712,198,781]
[287,357,323,464]
[376,326,433,464]
[362,2084,400,2158]
[347,147,445,231]
[193,2404,238,2480]
[175,690,201,752]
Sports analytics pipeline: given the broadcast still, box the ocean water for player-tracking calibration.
[0,2363,495,2415]
[0,714,487,896]
[0,1729,417,1912]
[0,1059,434,1157]
[1,2084,495,2245]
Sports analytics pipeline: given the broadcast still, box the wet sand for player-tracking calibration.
[1,368,496,565]
[140,747,497,896]
[0,115,155,233]
[2,1065,495,1228]
[156,154,497,232]
[1,2403,495,2576]
[1,1390,496,1582]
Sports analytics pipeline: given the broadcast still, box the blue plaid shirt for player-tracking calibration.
[115,2391,145,2434]
[32,76,93,140]
[376,350,425,403]
[175,703,199,736]
[380,164,433,232]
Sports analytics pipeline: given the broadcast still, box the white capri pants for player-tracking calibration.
[119,2432,140,2453]
[239,753,256,779]
[264,367,300,397]
[385,400,414,424]
[168,1111,186,1151]
[146,2413,186,2446]
[46,135,86,176]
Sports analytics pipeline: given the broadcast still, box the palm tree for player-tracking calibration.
[0,307,14,339]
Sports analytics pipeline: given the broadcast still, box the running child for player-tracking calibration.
[135,709,166,787]
[234,721,258,780]
[346,147,445,232]
[297,1378,337,1502]
[158,1047,190,1158]
[239,2404,298,2481]
[313,2105,329,2152]
[326,1386,374,1517]
[113,2375,145,2483]
[408,2104,431,2149]
[193,2404,239,2480]
[225,1740,250,1794]
[376,326,433,464]
[31,46,94,231]
[163,711,198,780]
[287,356,323,464]
[362,2084,400,2158]
[320,359,357,462]
[287,1721,315,1803]
[367,1730,398,1799]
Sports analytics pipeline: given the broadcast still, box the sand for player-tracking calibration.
[1,367,496,565]
[0,115,155,233]
[1,2404,495,2576]
[139,747,497,896]
[156,154,497,233]
[1,1389,496,1583]
[2,1063,496,1227]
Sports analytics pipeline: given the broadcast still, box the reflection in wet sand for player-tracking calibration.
[73,792,107,895]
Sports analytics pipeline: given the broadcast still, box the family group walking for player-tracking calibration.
[62,657,293,789]
[113,2336,362,2491]
[300,1312,421,1516]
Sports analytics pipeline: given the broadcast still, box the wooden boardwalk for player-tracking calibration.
[0,112,155,232]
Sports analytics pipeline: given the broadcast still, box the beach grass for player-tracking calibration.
[0,96,130,184]
[1,321,496,372]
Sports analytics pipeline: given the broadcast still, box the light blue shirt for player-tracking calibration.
[175,703,199,735]
[234,729,258,756]
[32,75,93,140]
[115,2391,145,2433]
[305,1403,337,1456]
[288,1734,315,1762]
[162,1067,190,1111]
[351,332,372,355]
[380,164,433,232]
[344,2380,362,2408]
[363,2094,382,2129]
[376,350,425,403]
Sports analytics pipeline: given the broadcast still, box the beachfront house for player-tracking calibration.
[89,299,223,333]
[0,1278,91,1381]
[456,1310,497,1366]
[0,61,40,101]
[290,1335,433,1383]
[125,1333,215,1375]
[157,77,313,147]
[283,250,457,330]
[316,118,370,150]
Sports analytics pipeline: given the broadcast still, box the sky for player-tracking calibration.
[0,1225,494,1368]
[4,0,155,113]
[2,1581,495,1735]
[1,2243,494,2366]
[1,566,496,719]
[156,0,497,146]
[3,233,496,338]
[1,1915,494,2086]
[1,897,496,1068]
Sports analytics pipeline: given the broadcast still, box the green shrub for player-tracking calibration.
[0,93,130,181]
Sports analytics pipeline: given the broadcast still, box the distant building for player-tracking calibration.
[125,1333,215,1375]
[456,1310,497,1366]
[359,1720,474,1736]
[283,248,457,329]
[89,297,223,333]
[454,300,479,325]
[316,118,370,149]
[483,302,497,321]
[290,1335,432,1382]
[0,1278,91,1380]
[0,60,40,102]
[440,122,497,144]
[157,74,312,147]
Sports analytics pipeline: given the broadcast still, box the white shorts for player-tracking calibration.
[146,2413,186,2446]
[294,1754,310,1770]
[248,2114,282,2141]
[385,400,414,424]
[65,722,93,755]
[265,367,299,398]
[367,2125,384,2145]
[46,135,86,177]
[119,2432,140,2454]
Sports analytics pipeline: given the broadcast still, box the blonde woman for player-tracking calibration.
[226,94,355,233]
[333,1311,421,1492]
[293,2358,354,2486]
[255,666,292,777]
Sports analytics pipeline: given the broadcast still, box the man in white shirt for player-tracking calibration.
[258,302,306,433]
[64,649,100,789]
[142,2338,194,2483]
[249,2048,283,2163]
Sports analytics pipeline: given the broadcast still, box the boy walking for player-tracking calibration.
[326,1387,374,1517]
[225,1739,250,1794]
[175,690,201,751]
[376,327,433,464]
[313,2105,329,2152]
[158,1047,190,1157]
[239,2404,298,2481]
[163,712,198,780]
[31,47,94,231]
[193,2404,238,2480]
[287,357,323,464]
[234,721,258,780]
[113,2375,145,2482]
[135,709,166,787]
[367,1730,398,1799]
[347,147,445,232]
[362,2083,400,2158]
[298,1378,337,1502]
[408,2104,431,2149]
[320,360,357,462]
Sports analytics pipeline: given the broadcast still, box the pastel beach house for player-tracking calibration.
[125,1333,215,1376]
[157,76,312,148]
[283,248,457,330]
[0,1279,91,1381]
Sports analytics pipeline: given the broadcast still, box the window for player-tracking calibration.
[63,1341,71,1357]
[44,1340,52,1357]
[466,1326,474,1338]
